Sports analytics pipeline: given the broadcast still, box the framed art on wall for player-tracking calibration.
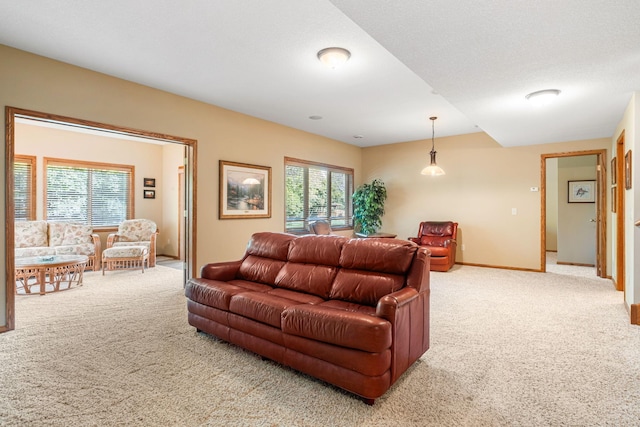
[568,180,595,203]
[144,178,156,187]
[144,189,155,199]
[219,160,271,219]
[625,150,632,190]
[611,157,617,185]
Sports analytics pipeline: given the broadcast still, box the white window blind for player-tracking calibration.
[45,159,133,227]
[285,157,353,233]
[14,156,36,221]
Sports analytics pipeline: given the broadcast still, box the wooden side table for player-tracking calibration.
[355,232,397,238]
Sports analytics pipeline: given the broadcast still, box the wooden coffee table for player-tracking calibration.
[15,255,88,295]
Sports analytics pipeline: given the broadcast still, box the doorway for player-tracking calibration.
[5,106,197,331]
[541,149,607,278]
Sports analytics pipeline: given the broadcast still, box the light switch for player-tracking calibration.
[512,208,517,215]
[530,187,539,192]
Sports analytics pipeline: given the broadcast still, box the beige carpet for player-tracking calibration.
[1,265,639,426]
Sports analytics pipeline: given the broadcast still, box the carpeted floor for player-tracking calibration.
[1,264,639,426]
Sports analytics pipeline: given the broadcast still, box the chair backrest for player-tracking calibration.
[310,220,332,235]
[118,219,157,242]
[418,221,457,238]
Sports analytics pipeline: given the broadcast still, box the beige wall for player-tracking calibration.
[361,132,611,270]
[15,122,173,250]
[1,44,362,328]
[612,92,638,307]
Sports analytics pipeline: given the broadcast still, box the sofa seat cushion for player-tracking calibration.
[15,247,56,258]
[281,303,391,353]
[229,292,304,328]
[54,243,96,256]
[111,241,151,250]
[185,279,272,311]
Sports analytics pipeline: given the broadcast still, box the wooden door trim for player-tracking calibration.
[4,106,198,333]
[540,149,607,277]
[615,132,625,292]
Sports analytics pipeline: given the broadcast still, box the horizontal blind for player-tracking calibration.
[14,158,35,221]
[46,160,132,227]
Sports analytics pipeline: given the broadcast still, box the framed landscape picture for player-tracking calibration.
[219,160,271,219]
[568,180,595,203]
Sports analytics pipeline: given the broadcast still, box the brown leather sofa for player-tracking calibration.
[409,221,458,272]
[185,232,430,404]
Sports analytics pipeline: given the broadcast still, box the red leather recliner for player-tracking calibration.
[409,221,458,272]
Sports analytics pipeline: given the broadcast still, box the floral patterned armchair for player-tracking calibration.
[106,219,158,267]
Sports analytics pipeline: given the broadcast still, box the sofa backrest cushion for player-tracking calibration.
[330,269,406,306]
[339,238,417,274]
[273,235,346,298]
[275,264,337,299]
[15,220,48,248]
[117,219,157,242]
[287,235,345,266]
[49,222,93,246]
[245,232,295,261]
[238,232,296,286]
[329,238,418,306]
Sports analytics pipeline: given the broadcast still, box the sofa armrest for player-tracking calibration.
[200,260,242,281]
[375,287,420,320]
[408,237,420,244]
[375,286,430,385]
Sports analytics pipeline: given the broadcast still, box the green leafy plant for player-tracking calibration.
[352,179,387,235]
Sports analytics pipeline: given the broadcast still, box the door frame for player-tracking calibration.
[540,149,607,277]
[615,132,625,292]
[4,106,198,332]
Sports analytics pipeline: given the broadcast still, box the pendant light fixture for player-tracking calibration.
[421,116,445,176]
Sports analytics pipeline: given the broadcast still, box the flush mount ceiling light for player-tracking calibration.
[421,116,445,176]
[525,89,561,106]
[317,47,351,69]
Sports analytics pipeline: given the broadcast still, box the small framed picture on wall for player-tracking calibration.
[144,178,156,187]
[625,150,632,190]
[568,180,595,203]
[144,190,156,199]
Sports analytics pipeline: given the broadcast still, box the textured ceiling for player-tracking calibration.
[0,1,638,147]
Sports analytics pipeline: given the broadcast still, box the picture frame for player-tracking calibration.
[625,150,632,190]
[143,189,155,199]
[611,187,616,213]
[143,178,156,187]
[219,160,271,219]
[568,180,595,203]
[610,157,617,185]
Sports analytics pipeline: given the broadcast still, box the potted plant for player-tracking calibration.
[352,178,387,236]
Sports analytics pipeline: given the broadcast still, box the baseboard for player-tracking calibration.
[556,261,595,267]
[631,304,640,325]
[455,262,541,273]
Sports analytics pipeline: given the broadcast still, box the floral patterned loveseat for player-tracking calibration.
[15,220,102,270]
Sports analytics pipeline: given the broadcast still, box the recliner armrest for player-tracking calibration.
[408,237,420,244]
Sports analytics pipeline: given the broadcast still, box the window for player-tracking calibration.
[44,158,134,228]
[14,155,37,221]
[285,157,354,233]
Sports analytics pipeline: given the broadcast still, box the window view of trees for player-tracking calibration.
[285,158,353,233]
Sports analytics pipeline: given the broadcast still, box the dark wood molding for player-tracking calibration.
[631,304,640,325]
